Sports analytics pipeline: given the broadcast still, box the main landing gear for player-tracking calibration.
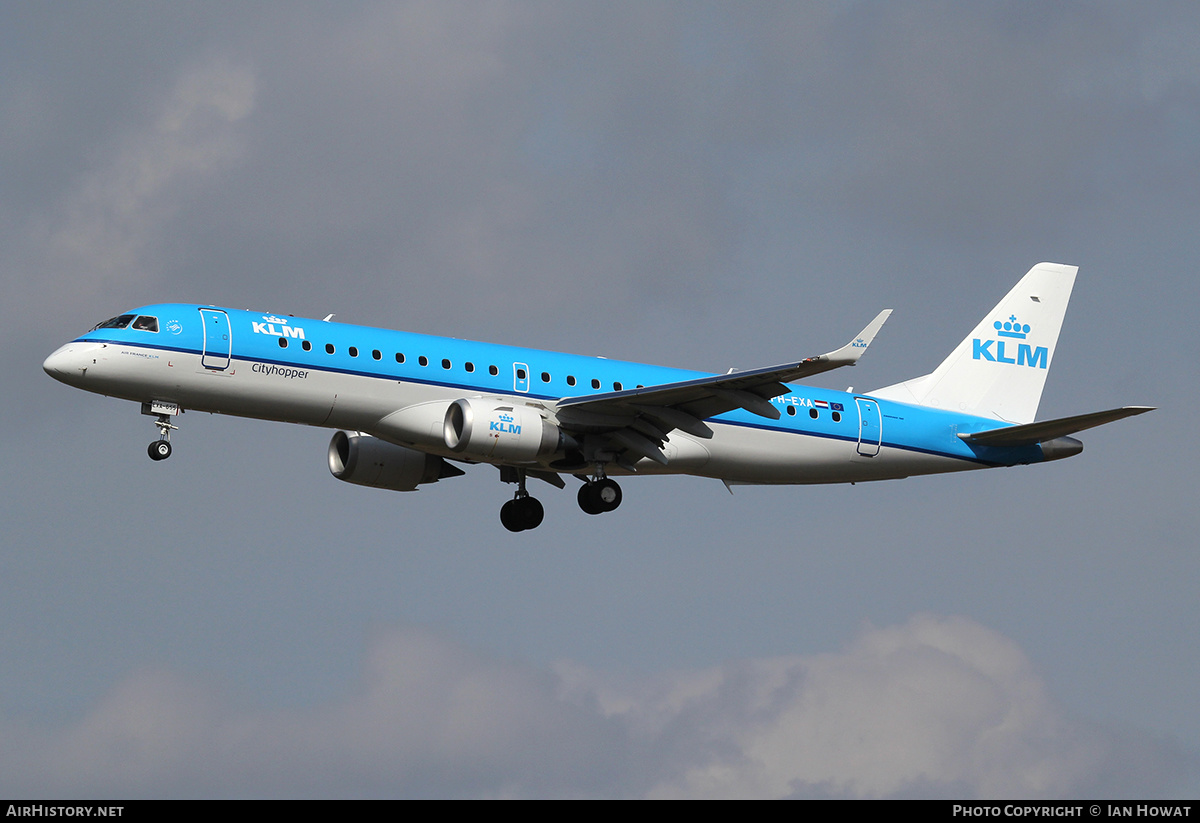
[500,469,545,532]
[500,495,544,532]
[496,466,623,531]
[578,473,622,516]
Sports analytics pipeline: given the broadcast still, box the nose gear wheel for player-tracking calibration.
[147,413,177,461]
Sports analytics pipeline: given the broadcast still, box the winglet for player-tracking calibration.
[822,309,891,366]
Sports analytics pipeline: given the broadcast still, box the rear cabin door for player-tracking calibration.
[855,397,882,457]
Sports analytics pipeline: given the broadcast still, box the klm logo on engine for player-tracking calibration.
[252,314,305,339]
[972,315,1047,369]
[490,412,521,435]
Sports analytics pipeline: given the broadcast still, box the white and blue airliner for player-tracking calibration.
[44,263,1151,531]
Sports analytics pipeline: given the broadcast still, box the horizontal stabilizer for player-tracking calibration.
[958,405,1154,447]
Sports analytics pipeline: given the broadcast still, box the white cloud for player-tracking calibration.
[571,614,1104,798]
[0,615,1184,798]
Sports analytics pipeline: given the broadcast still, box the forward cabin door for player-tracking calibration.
[199,308,232,371]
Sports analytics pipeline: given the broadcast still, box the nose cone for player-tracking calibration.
[43,344,71,377]
[43,343,91,385]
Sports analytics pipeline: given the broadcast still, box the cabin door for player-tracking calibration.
[199,308,232,371]
[855,397,882,457]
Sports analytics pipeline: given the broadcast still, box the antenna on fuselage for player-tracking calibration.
[322,314,335,322]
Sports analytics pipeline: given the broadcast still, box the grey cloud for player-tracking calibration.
[2,615,1187,798]
[9,59,255,322]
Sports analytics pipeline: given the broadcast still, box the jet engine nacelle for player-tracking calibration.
[328,431,463,492]
[442,399,571,463]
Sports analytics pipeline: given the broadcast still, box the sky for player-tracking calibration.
[1,1,1196,798]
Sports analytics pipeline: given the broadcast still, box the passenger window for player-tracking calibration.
[541,372,551,383]
[442,359,451,369]
[489,365,498,376]
[325,344,335,354]
[302,340,312,351]
[419,356,428,366]
[372,350,381,360]
[465,362,475,373]
[809,408,818,419]
[566,375,576,387]
[132,316,159,332]
[278,337,288,348]
[832,411,842,423]
[591,379,600,389]
[786,405,796,416]
[395,353,405,363]
[349,347,358,357]
[613,382,622,391]
[516,368,527,380]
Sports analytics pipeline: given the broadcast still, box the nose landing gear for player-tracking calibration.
[142,401,180,461]
[148,438,173,461]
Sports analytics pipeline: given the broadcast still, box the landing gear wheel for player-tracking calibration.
[501,496,544,532]
[578,479,622,514]
[500,499,522,531]
[595,478,622,512]
[518,496,544,530]
[148,440,172,461]
[578,483,603,515]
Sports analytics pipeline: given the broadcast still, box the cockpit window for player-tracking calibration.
[132,316,159,332]
[90,314,135,331]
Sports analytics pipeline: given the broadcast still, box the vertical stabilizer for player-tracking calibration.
[871,262,1077,424]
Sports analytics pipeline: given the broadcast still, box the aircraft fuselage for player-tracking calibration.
[43,303,1045,492]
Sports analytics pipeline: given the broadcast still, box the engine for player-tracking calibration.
[442,399,573,463]
[328,431,463,492]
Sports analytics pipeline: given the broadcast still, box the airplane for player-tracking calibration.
[43,262,1151,531]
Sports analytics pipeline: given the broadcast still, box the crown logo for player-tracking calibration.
[262,314,290,325]
[994,315,1030,339]
[498,413,514,423]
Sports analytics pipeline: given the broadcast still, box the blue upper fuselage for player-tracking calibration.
[73,303,1041,468]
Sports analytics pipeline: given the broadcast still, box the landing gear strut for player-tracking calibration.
[578,467,622,515]
[500,469,544,532]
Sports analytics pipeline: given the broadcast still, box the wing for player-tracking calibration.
[552,310,891,467]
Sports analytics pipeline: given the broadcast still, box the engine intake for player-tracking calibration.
[443,399,571,463]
